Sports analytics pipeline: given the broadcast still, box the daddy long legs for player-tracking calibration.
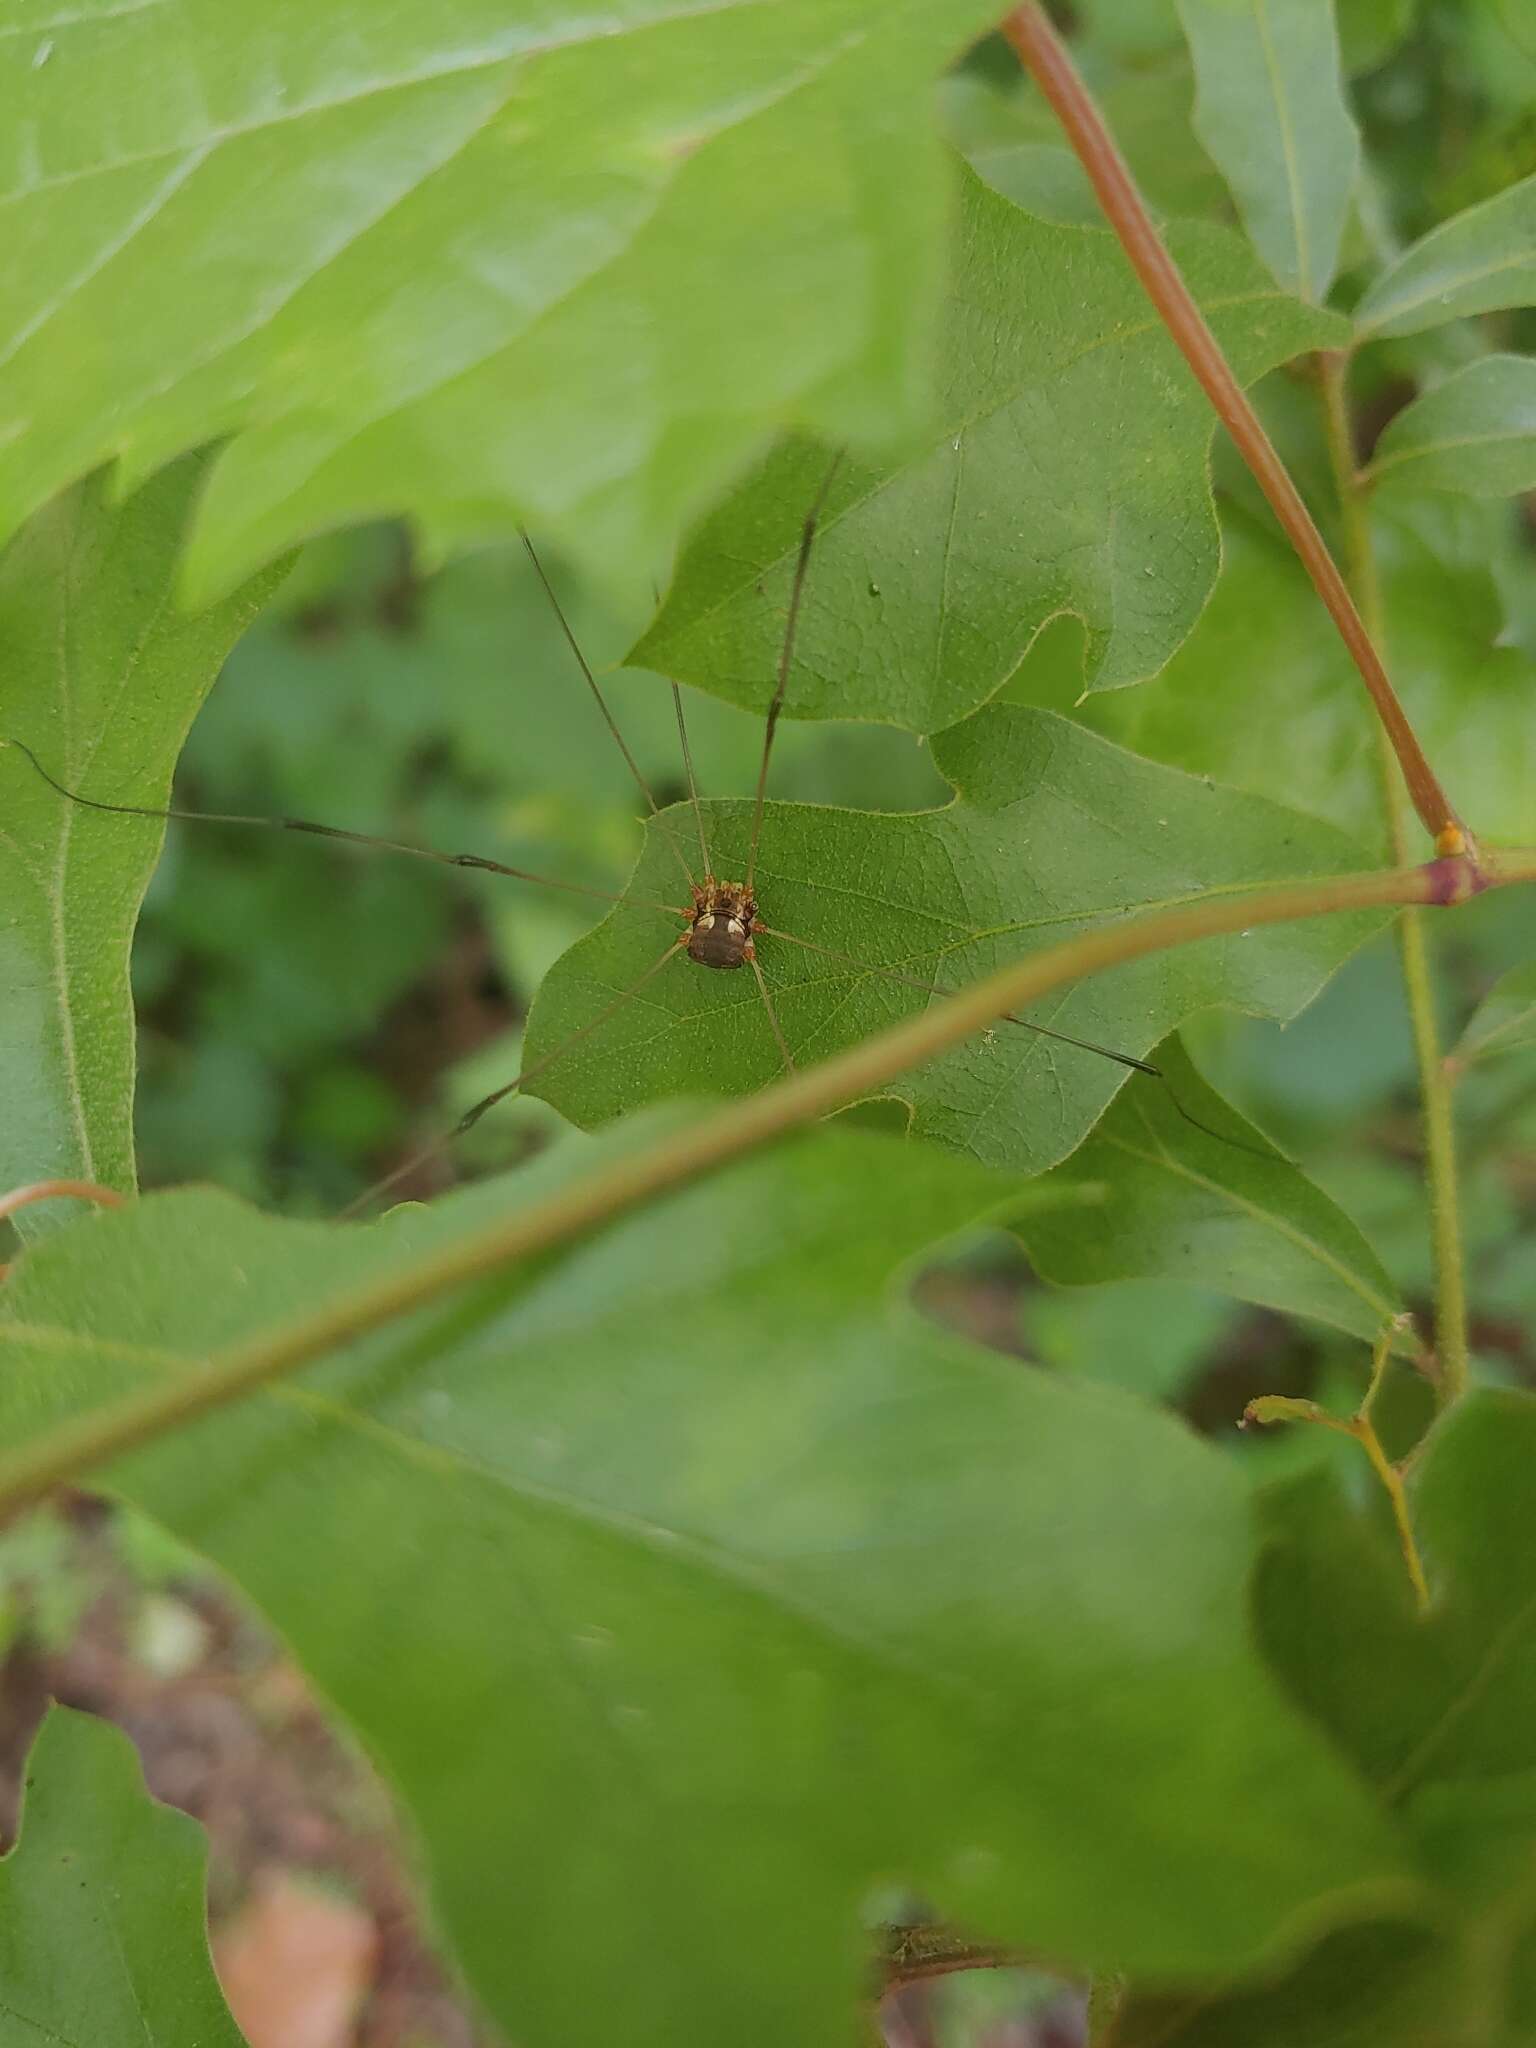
[3,476,1257,1215]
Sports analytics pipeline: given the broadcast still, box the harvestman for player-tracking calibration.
[5,468,1242,1211]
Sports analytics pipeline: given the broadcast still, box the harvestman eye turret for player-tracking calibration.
[2,451,1277,1213]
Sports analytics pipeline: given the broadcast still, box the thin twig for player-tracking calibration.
[0,1180,126,1227]
[0,850,1523,1519]
[998,6,1469,859]
[1242,1320,1430,1613]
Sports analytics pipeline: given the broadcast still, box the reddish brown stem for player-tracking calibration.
[999,5,1468,860]
[0,1180,125,1228]
[0,1180,125,1283]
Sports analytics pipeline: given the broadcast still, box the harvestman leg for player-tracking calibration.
[752,922,1284,1159]
[4,462,1251,1206]
[343,935,690,1216]
[747,951,796,1074]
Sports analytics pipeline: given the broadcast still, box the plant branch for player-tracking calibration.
[1318,350,1470,1404]
[1243,1321,1431,1612]
[2,853,1530,1519]
[997,4,1468,859]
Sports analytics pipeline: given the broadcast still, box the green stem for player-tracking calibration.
[1318,351,1471,1405]
[2,857,1518,1519]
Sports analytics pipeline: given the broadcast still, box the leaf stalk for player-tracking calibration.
[1317,350,1471,1405]
[1242,1320,1431,1613]
[998,4,1468,858]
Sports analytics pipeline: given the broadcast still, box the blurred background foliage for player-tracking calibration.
[6,2,1536,2042]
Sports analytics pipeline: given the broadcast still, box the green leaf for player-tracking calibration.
[1336,0,1416,75]
[1015,1037,1409,1345]
[1021,1277,1232,1403]
[0,1125,1413,2043]
[0,462,282,1232]
[944,50,1229,228]
[1256,1389,1536,1798]
[1066,497,1536,845]
[1125,1390,1536,2044]
[1365,355,1536,497]
[1176,0,1360,302]
[1118,1917,1504,2046]
[0,1704,245,2047]
[635,165,1344,732]
[0,0,1005,601]
[523,707,1387,1177]
[1356,172,1536,338]
[1452,961,1536,1067]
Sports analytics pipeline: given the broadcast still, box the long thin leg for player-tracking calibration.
[754,922,1286,1162]
[748,952,795,1075]
[745,452,843,896]
[520,535,698,891]
[1,737,689,917]
[755,923,1159,1075]
[343,936,689,1217]
[671,680,713,879]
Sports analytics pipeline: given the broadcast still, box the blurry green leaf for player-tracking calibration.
[1015,1037,1409,1344]
[1119,1917,1499,2046]
[1067,498,1536,845]
[1177,0,1360,301]
[0,1507,91,1657]
[1366,355,1536,497]
[944,53,1227,227]
[526,708,1386,1178]
[637,166,1343,731]
[1127,1392,1536,2044]
[1076,0,1184,61]
[0,0,1005,601]
[1336,0,1416,75]
[1356,173,1536,337]
[1452,1,1536,122]
[0,1705,245,2047]
[0,1125,1412,2043]
[1021,1276,1232,1403]
[1452,960,1536,1066]
[0,462,282,1232]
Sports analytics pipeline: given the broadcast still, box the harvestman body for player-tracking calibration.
[4,457,1254,1211]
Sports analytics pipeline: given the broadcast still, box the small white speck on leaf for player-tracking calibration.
[32,38,53,66]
